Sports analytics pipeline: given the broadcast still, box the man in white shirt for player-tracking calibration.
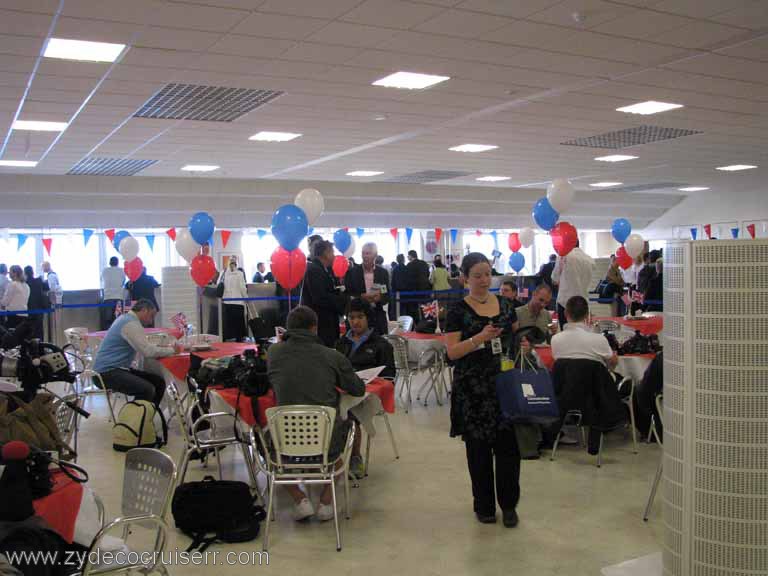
[551,296,617,370]
[552,241,594,329]
[41,262,62,305]
[101,256,126,329]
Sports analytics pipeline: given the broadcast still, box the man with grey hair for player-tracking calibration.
[344,241,391,334]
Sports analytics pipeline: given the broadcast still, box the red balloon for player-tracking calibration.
[270,247,307,290]
[189,255,216,287]
[616,246,633,270]
[124,257,143,282]
[550,221,578,257]
[508,232,521,253]
[332,255,349,278]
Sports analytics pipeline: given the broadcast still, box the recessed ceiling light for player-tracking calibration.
[476,176,510,182]
[182,164,219,172]
[12,120,68,132]
[716,164,757,171]
[0,160,37,167]
[678,186,709,192]
[44,38,125,63]
[449,144,498,153]
[616,101,684,115]
[249,131,302,142]
[590,181,623,188]
[374,115,387,121]
[595,154,638,162]
[346,171,383,177]
[372,71,450,90]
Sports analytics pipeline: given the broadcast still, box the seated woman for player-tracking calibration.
[334,298,395,477]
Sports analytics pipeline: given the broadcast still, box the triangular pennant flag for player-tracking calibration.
[490,230,499,249]
[104,229,116,243]
[356,228,364,238]
[747,223,756,239]
[405,228,413,244]
[450,229,458,244]
[690,227,698,240]
[731,227,739,239]
[221,230,232,249]
[704,224,712,239]
[476,229,482,237]
[257,229,267,240]
[145,234,155,251]
[343,227,349,232]
[42,238,52,256]
[389,228,398,240]
[17,234,28,250]
[434,227,443,243]
[165,227,176,241]
[83,229,94,246]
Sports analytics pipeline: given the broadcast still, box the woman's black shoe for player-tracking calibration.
[475,512,497,524]
[502,510,519,528]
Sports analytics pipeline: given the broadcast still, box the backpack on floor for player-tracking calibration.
[112,400,167,452]
[172,476,265,552]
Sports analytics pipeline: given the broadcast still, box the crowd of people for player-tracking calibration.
[599,249,664,315]
[0,261,61,338]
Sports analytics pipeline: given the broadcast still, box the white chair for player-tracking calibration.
[53,393,81,461]
[362,378,399,476]
[78,448,176,576]
[384,335,415,411]
[63,329,118,422]
[643,394,664,521]
[387,321,402,335]
[261,405,355,552]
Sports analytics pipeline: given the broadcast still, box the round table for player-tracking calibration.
[32,470,101,546]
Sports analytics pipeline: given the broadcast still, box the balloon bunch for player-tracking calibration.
[331,229,355,278]
[611,218,644,269]
[506,228,535,273]
[112,230,143,282]
[175,212,218,287]
[530,178,581,259]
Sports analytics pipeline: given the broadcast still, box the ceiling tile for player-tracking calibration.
[308,22,400,48]
[231,12,330,39]
[510,48,642,78]
[256,0,363,19]
[649,20,751,49]
[484,20,576,48]
[0,9,54,37]
[0,35,45,57]
[120,47,199,69]
[711,0,768,30]
[650,0,744,18]
[529,0,640,29]
[135,27,223,51]
[413,9,512,38]
[0,1,60,13]
[456,0,561,18]
[341,0,445,30]
[716,35,768,62]
[593,9,692,38]
[207,34,295,58]
[280,42,362,65]
[52,17,138,44]
[663,53,768,85]
[167,0,266,8]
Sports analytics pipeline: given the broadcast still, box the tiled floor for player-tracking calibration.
[69,376,663,575]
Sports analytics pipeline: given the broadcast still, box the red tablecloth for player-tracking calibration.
[593,316,663,336]
[159,342,258,382]
[534,345,655,372]
[86,327,182,341]
[33,471,84,543]
[401,332,448,341]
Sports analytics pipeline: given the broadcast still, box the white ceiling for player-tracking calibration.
[0,0,766,230]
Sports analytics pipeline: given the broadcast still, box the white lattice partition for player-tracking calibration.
[160,266,198,331]
[663,240,768,576]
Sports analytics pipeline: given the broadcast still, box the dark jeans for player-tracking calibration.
[100,368,165,406]
[557,304,567,330]
[223,303,246,341]
[100,299,121,330]
[464,428,521,516]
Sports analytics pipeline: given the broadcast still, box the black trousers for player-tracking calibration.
[557,303,567,330]
[100,368,165,407]
[222,303,246,341]
[464,427,521,515]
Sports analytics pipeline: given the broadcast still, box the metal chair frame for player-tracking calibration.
[618,376,639,454]
[643,394,664,521]
[53,393,81,461]
[550,410,625,468]
[363,377,399,476]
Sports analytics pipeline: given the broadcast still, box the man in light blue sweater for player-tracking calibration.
[93,299,180,406]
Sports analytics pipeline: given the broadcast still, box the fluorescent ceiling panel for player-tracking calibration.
[44,38,125,62]
[372,71,450,90]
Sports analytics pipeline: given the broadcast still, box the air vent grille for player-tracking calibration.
[561,125,702,149]
[68,157,157,176]
[384,170,471,184]
[134,83,284,122]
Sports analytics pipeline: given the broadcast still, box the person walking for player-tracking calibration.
[23,266,46,339]
[552,241,594,330]
[222,256,248,341]
[100,256,126,330]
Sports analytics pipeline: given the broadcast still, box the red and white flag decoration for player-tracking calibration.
[519,287,529,299]
[420,299,442,333]
[221,230,232,249]
[434,227,443,243]
[166,228,177,241]
[704,224,712,239]
[747,223,756,239]
[170,312,188,331]
[42,238,53,256]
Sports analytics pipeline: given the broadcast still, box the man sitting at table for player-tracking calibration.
[515,284,556,344]
[268,305,365,522]
[551,296,617,370]
[334,298,395,477]
[93,299,181,407]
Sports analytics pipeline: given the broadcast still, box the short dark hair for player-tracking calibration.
[348,298,371,317]
[109,256,119,266]
[312,239,334,260]
[533,283,552,295]
[460,252,490,277]
[434,260,445,268]
[23,265,34,279]
[408,250,418,259]
[501,280,517,292]
[286,305,318,330]
[649,250,661,263]
[132,299,157,313]
[549,254,557,262]
[396,254,405,264]
[565,295,589,322]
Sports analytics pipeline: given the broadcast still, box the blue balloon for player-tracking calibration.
[508,252,525,273]
[271,204,308,251]
[113,230,131,251]
[532,197,559,231]
[611,218,632,244]
[189,211,215,246]
[333,229,352,254]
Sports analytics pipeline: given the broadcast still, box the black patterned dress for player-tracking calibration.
[446,296,518,443]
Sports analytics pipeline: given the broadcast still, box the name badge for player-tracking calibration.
[491,337,502,355]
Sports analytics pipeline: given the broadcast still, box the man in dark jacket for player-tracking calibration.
[300,240,348,347]
[23,266,46,339]
[267,305,365,521]
[538,254,557,288]
[404,250,430,319]
[389,254,407,321]
[643,259,663,312]
[126,268,161,326]
[344,242,390,335]
[635,253,655,294]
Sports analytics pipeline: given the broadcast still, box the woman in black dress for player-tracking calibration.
[445,253,522,527]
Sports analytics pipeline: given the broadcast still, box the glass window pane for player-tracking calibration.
[47,233,100,290]
[0,235,37,274]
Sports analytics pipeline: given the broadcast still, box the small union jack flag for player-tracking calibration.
[170,312,188,330]
[631,290,645,304]
[519,287,529,299]
[420,300,439,319]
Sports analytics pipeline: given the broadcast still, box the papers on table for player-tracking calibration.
[355,366,385,384]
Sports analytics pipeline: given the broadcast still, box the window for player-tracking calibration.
[241,232,279,281]
[138,235,171,281]
[47,232,100,290]
[0,234,37,275]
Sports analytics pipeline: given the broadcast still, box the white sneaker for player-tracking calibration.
[293,498,315,521]
[316,502,335,522]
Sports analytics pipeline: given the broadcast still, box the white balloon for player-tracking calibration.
[546,178,575,214]
[119,236,139,261]
[294,188,324,225]
[343,237,356,258]
[519,227,535,248]
[175,228,200,263]
[625,233,645,259]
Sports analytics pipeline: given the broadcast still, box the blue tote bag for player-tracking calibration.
[496,354,559,424]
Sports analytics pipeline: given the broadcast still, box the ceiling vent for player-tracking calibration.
[384,170,472,184]
[608,182,686,193]
[561,125,702,149]
[68,157,157,176]
[134,83,284,122]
